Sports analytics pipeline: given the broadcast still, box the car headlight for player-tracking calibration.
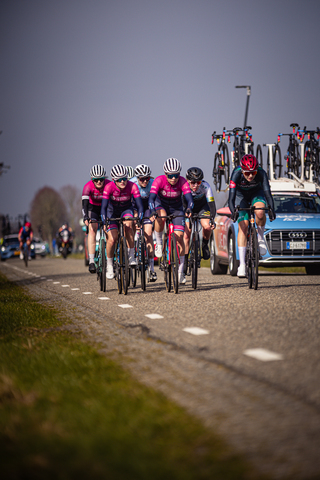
[31,244,35,250]
[1,246,5,252]
[41,245,45,250]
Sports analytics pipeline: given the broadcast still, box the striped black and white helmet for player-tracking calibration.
[90,164,106,178]
[163,158,182,175]
[134,164,151,178]
[126,166,134,179]
[110,164,128,181]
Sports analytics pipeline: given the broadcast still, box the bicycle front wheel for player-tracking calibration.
[170,233,179,294]
[191,231,199,289]
[163,235,171,292]
[100,238,106,292]
[140,233,146,291]
[249,226,259,290]
[120,237,129,295]
[24,244,28,267]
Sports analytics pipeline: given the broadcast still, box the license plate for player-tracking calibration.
[286,241,310,250]
[14,250,20,256]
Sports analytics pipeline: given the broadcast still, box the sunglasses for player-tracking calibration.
[167,173,180,179]
[116,177,127,183]
[242,170,257,177]
[139,176,150,182]
[190,180,201,185]
[93,177,105,182]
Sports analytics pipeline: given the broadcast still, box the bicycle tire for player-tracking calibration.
[115,241,122,294]
[140,231,146,291]
[233,144,241,168]
[255,144,263,168]
[163,234,171,292]
[221,144,230,186]
[120,236,129,295]
[273,144,282,179]
[24,244,28,267]
[191,230,199,289]
[251,226,259,290]
[246,232,252,289]
[100,238,106,292]
[170,233,179,294]
[213,152,221,191]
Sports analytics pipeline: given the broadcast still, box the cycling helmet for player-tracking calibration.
[135,164,151,178]
[110,164,128,181]
[163,158,182,174]
[90,164,106,178]
[186,167,204,182]
[126,166,134,179]
[25,222,31,228]
[240,154,258,172]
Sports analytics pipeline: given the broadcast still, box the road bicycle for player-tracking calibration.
[158,214,184,294]
[212,128,230,192]
[106,217,131,295]
[277,123,301,177]
[131,218,148,291]
[22,241,29,267]
[185,214,214,289]
[264,143,282,179]
[87,220,107,292]
[302,127,320,182]
[231,126,254,168]
[234,206,269,290]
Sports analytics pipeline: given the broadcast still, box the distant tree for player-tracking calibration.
[59,185,83,246]
[30,186,66,245]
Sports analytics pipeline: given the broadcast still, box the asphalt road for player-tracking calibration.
[1,256,320,479]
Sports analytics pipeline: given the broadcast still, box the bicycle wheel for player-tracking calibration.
[221,144,230,186]
[233,144,241,168]
[213,152,221,191]
[140,231,146,291]
[120,236,129,295]
[100,238,106,292]
[256,144,263,168]
[24,244,28,267]
[273,144,282,179]
[170,233,179,294]
[115,243,122,294]
[191,230,199,289]
[250,226,259,290]
[246,235,252,289]
[163,235,171,292]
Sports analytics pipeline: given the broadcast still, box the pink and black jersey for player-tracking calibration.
[101,180,143,222]
[82,179,110,206]
[149,175,193,210]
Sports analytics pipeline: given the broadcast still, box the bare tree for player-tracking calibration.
[59,185,83,246]
[30,186,67,246]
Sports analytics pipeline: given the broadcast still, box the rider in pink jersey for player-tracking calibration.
[101,164,143,279]
[148,158,193,285]
[82,164,110,274]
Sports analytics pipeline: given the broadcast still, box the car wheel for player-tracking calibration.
[228,229,239,276]
[305,264,320,275]
[210,232,228,275]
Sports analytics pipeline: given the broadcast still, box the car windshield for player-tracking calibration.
[273,194,320,214]
[3,237,19,245]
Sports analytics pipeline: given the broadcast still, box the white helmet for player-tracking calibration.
[134,164,151,178]
[163,158,182,175]
[90,164,106,178]
[126,166,134,179]
[110,164,128,181]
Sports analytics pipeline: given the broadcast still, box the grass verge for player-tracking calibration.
[201,259,305,274]
[0,272,254,480]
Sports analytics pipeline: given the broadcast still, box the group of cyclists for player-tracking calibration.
[82,153,276,283]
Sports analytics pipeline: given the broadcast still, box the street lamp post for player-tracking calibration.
[235,85,251,129]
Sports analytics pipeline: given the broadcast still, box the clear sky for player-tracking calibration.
[1,0,319,220]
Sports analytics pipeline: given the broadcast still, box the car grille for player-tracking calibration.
[265,230,320,256]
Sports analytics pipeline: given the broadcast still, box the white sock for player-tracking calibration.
[148,257,155,271]
[128,247,135,258]
[155,231,162,245]
[179,256,185,274]
[107,257,113,267]
[257,226,265,242]
[239,246,246,266]
[89,254,94,263]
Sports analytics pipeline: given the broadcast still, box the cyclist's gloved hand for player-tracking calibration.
[210,218,216,229]
[185,208,192,217]
[268,207,276,222]
[149,209,156,217]
[230,210,239,222]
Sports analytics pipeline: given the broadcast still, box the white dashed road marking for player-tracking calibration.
[98,297,110,300]
[53,281,60,284]
[145,314,164,319]
[83,292,93,295]
[118,304,133,308]
[61,285,70,287]
[71,288,80,291]
[244,348,284,361]
[183,327,209,336]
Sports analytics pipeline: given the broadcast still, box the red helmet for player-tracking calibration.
[240,154,258,172]
[25,222,31,228]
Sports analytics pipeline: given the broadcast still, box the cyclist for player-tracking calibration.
[228,154,276,277]
[18,221,33,260]
[101,164,143,279]
[126,166,135,180]
[131,164,157,282]
[148,158,193,285]
[183,167,216,272]
[56,222,74,255]
[82,165,110,274]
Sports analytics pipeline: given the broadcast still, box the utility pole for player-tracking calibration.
[235,85,251,129]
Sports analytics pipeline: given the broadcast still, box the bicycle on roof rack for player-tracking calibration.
[211,128,230,192]
[302,127,320,183]
[277,123,301,177]
[263,143,282,179]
